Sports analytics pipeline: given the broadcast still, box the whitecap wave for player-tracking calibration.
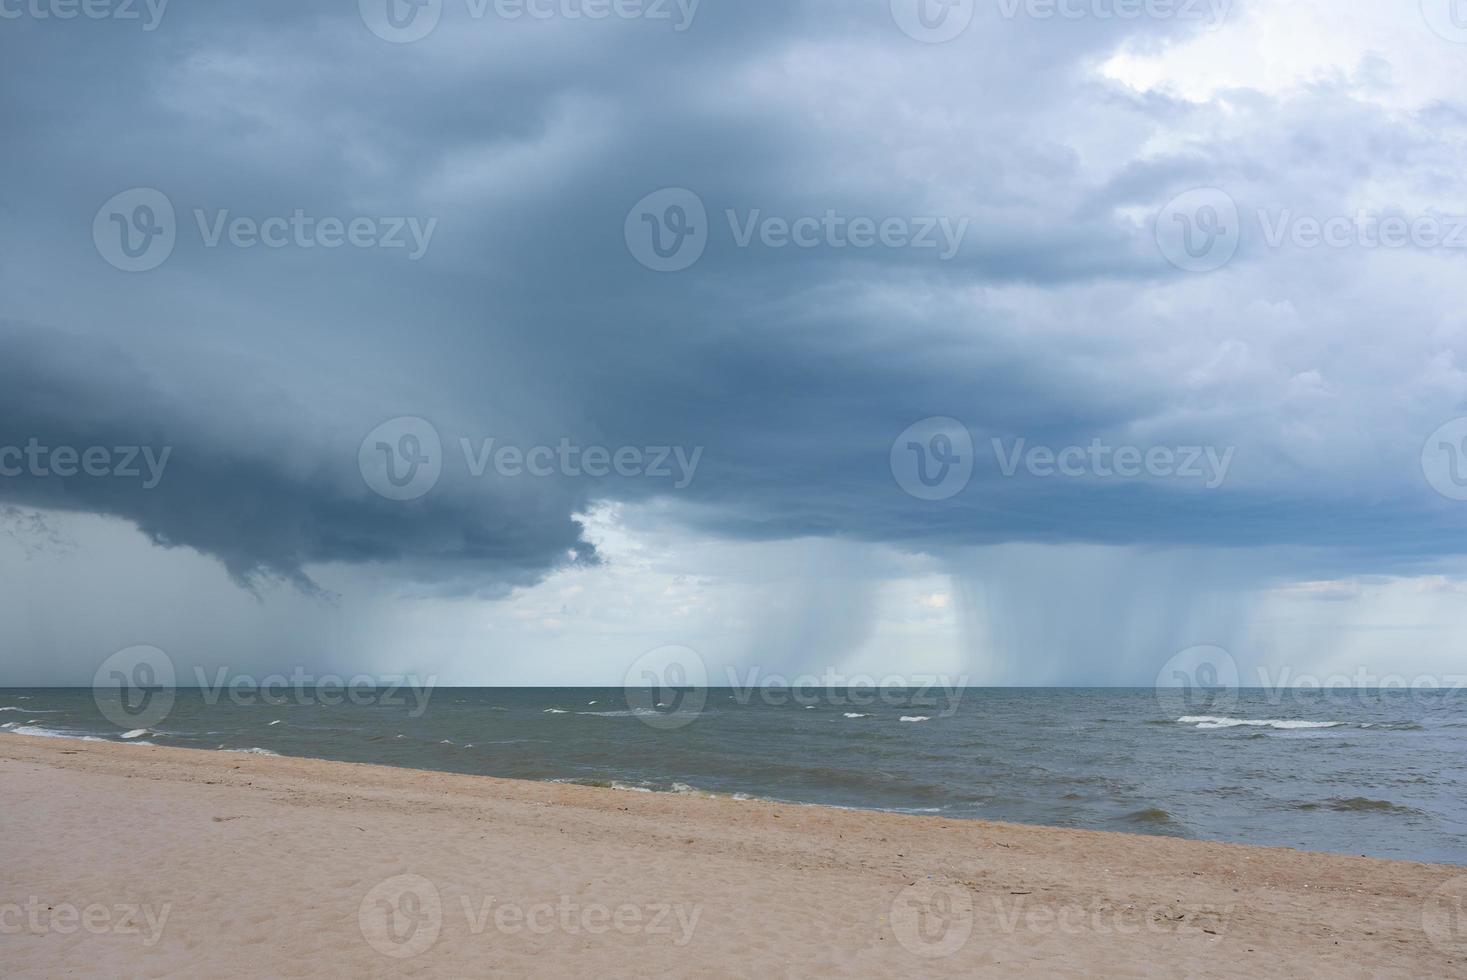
[1178,715,1342,730]
[578,708,659,718]
[900,715,932,723]
[224,747,280,756]
[120,729,150,739]
[543,708,568,714]
[843,712,870,719]
[4,725,107,742]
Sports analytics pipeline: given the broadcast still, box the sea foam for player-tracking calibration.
[1178,716,1341,730]
[4,725,107,742]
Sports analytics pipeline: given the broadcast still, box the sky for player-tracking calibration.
[3,0,1467,686]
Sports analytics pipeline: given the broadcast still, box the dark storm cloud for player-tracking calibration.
[3,1,1467,590]
[0,322,595,591]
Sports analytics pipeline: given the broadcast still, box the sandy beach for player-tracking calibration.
[1,734,1462,978]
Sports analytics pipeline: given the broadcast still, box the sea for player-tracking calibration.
[3,686,1464,864]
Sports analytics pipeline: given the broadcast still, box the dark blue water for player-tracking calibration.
[4,687,1465,864]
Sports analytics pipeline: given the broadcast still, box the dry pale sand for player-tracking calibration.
[1,734,1463,979]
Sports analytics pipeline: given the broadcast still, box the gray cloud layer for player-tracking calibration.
[3,2,1467,593]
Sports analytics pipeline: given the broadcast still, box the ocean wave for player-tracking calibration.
[542,708,568,714]
[0,706,55,712]
[843,712,870,719]
[120,729,150,739]
[1178,716,1342,730]
[3,725,107,742]
[577,708,658,718]
[900,715,932,723]
[1293,797,1422,815]
[224,747,280,756]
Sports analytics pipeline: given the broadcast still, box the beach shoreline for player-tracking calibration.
[1,733,1462,977]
